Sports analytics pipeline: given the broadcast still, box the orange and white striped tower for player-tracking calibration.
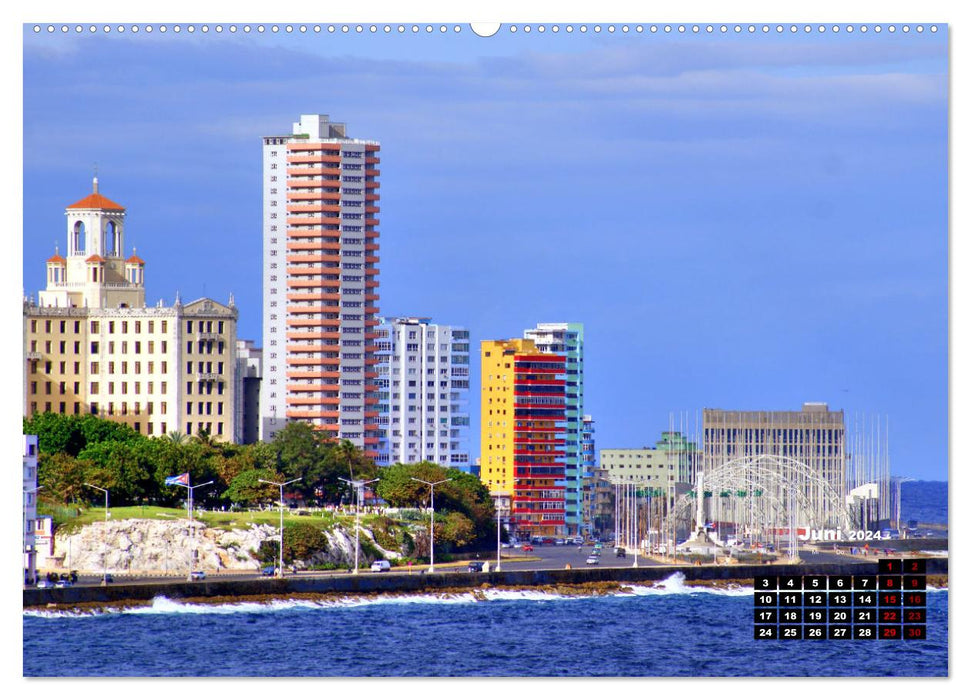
[260,115,381,456]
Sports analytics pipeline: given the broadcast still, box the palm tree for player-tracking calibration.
[165,430,188,445]
[193,429,219,450]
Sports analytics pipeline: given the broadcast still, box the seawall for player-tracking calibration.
[23,558,947,609]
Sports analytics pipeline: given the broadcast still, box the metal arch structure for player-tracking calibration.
[667,454,855,541]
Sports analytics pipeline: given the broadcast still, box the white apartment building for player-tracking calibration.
[374,317,471,469]
[260,115,381,456]
[23,435,39,584]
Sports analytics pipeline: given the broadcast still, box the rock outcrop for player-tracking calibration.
[50,519,402,574]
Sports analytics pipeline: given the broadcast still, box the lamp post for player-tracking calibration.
[169,479,214,580]
[495,500,505,572]
[83,483,109,585]
[259,477,301,577]
[338,476,379,574]
[411,477,451,573]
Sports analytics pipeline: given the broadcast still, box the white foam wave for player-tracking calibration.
[620,572,753,597]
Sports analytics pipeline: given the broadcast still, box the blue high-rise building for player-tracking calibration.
[524,322,585,536]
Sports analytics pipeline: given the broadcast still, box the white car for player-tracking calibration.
[370,560,391,572]
[586,555,600,565]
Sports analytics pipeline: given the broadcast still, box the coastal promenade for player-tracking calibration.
[23,557,947,610]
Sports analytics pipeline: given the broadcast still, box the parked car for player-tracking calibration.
[554,538,565,546]
[54,579,73,588]
[190,571,206,581]
[261,566,277,577]
[36,580,53,589]
[468,561,485,572]
[370,560,391,572]
[586,555,600,565]
[522,544,534,552]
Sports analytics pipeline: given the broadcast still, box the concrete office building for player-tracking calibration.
[235,340,262,444]
[260,114,381,456]
[702,403,846,488]
[24,179,238,440]
[374,317,471,469]
[599,447,680,499]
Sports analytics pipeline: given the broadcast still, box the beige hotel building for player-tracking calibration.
[23,178,240,441]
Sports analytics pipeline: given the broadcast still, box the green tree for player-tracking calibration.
[375,462,496,548]
[23,413,86,456]
[77,440,154,505]
[437,511,477,548]
[76,413,141,446]
[223,468,283,506]
[37,452,90,505]
[284,522,329,562]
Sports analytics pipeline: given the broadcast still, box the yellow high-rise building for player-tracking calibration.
[481,338,567,538]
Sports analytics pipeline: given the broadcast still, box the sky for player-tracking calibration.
[19,21,949,479]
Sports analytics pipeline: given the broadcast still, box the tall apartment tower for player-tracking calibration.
[24,179,238,440]
[261,115,381,455]
[373,317,471,469]
[481,338,567,538]
[523,322,584,536]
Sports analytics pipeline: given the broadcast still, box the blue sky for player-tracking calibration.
[21,23,948,479]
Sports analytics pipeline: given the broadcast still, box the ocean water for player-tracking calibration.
[23,574,948,677]
[900,481,948,526]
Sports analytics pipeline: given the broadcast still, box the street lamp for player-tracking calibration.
[495,500,506,572]
[259,477,301,577]
[83,483,109,585]
[167,477,214,581]
[411,477,452,573]
[338,476,380,574]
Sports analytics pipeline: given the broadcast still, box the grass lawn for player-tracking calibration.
[44,505,348,533]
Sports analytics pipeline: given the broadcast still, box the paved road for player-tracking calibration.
[31,539,946,590]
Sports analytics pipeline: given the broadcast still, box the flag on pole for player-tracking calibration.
[165,473,190,487]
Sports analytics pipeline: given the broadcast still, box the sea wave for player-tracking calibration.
[23,573,762,618]
[623,572,753,597]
